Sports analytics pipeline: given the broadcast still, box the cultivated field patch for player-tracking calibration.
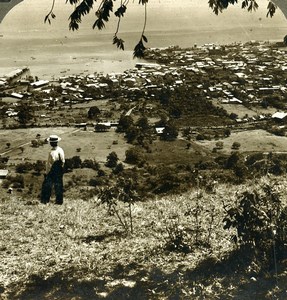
[196,129,287,154]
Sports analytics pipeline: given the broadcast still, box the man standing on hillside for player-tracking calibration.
[41,135,65,205]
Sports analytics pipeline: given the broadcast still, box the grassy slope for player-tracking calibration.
[1,176,287,299]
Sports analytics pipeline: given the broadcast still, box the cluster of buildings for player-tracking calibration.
[144,41,287,107]
[1,41,287,126]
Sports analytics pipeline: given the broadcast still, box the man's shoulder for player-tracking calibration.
[58,146,65,153]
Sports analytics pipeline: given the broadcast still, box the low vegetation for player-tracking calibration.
[1,175,287,299]
[1,41,287,298]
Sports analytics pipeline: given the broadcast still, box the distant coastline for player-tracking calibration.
[1,25,287,80]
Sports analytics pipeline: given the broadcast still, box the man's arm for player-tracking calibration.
[46,152,52,174]
[60,148,65,164]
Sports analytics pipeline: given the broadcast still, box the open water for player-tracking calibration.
[0,0,287,79]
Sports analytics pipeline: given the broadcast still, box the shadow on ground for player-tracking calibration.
[4,248,287,300]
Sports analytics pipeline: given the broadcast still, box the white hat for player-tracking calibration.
[47,135,61,142]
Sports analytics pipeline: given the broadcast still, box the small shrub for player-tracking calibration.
[4,175,24,189]
[98,177,139,233]
[223,183,287,266]
[105,151,118,168]
[33,160,45,174]
[125,148,144,165]
[98,169,106,177]
[0,157,9,164]
[196,134,205,141]
[88,177,106,187]
[81,159,99,170]
[164,220,192,253]
[113,163,124,174]
[231,142,241,150]
[31,140,39,148]
[64,156,82,172]
[16,162,34,173]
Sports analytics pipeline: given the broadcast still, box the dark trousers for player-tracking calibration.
[41,164,64,204]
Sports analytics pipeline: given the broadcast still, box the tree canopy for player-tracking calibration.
[45,0,279,58]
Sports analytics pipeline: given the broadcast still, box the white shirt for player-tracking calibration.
[46,146,65,174]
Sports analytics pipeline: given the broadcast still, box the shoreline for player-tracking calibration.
[0,38,286,81]
[0,51,139,80]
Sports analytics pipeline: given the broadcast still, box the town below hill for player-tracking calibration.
[1,40,287,200]
[2,40,287,300]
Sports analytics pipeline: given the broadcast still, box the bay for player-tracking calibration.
[0,0,287,79]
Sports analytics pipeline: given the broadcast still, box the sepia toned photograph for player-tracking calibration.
[1,0,287,299]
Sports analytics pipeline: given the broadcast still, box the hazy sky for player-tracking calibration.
[0,0,286,37]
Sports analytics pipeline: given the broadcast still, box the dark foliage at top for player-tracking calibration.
[44,0,279,58]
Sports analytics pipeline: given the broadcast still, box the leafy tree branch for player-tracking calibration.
[113,0,128,51]
[209,0,277,17]
[133,1,148,58]
[44,0,279,58]
[44,0,56,25]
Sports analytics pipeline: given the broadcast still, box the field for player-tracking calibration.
[0,127,129,165]
[197,129,287,155]
[213,101,278,119]
[1,176,287,299]
[3,127,287,164]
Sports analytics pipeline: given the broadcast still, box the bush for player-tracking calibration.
[223,183,287,266]
[31,139,39,148]
[16,162,34,173]
[98,177,140,233]
[105,151,119,168]
[164,221,192,253]
[152,168,181,194]
[231,142,241,150]
[3,175,24,189]
[215,141,224,150]
[98,169,106,177]
[64,156,82,172]
[0,157,9,164]
[33,160,45,174]
[89,178,106,187]
[196,134,205,141]
[125,148,144,165]
[81,159,99,170]
[161,122,178,141]
[225,152,240,169]
[113,163,124,174]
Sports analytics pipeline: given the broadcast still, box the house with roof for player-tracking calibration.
[94,122,112,132]
[272,112,287,123]
[0,169,8,181]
